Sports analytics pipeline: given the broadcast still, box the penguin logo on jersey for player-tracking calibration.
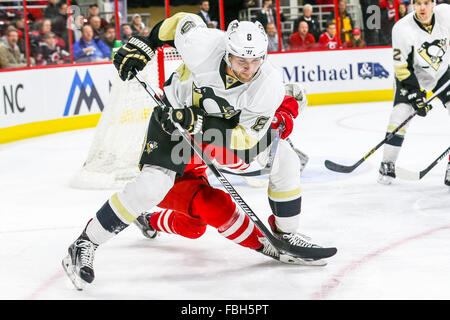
[145,141,158,154]
[417,39,447,71]
[192,84,238,119]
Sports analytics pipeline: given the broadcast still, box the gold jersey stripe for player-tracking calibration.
[176,63,191,82]
[159,12,191,41]
[394,64,411,81]
[268,187,302,200]
[229,125,260,150]
[110,193,136,223]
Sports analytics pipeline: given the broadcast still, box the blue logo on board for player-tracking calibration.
[64,70,104,116]
[357,62,389,79]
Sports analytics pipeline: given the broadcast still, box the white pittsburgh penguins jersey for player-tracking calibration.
[162,14,285,150]
[392,4,450,92]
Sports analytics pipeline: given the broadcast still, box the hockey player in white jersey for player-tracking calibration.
[61,13,336,290]
[378,1,450,185]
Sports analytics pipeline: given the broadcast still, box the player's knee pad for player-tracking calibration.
[385,103,414,147]
[269,139,302,196]
[117,165,176,218]
[268,139,302,219]
[190,185,236,228]
[388,103,414,134]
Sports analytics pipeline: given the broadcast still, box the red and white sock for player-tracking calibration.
[217,208,263,250]
[149,209,207,239]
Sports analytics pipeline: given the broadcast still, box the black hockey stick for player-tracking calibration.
[325,79,450,173]
[395,146,450,181]
[133,71,337,261]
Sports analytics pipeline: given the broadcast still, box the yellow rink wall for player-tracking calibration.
[1,48,394,144]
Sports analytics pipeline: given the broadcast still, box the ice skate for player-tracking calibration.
[62,231,98,290]
[445,162,450,186]
[378,161,396,185]
[134,212,159,239]
[257,215,328,266]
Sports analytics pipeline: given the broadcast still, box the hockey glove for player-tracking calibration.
[155,105,205,135]
[271,110,294,139]
[407,89,432,117]
[113,36,155,81]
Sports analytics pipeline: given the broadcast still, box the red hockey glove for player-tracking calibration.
[277,95,299,119]
[271,110,294,139]
[271,95,298,139]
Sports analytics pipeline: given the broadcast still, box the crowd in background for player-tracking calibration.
[1,0,449,69]
[0,0,149,68]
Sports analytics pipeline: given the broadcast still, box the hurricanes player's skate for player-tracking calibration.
[62,13,336,290]
[378,1,450,185]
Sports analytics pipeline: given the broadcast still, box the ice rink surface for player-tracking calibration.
[1,100,449,300]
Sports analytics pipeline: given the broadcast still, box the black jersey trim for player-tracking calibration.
[219,59,244,90]
[413,13,435,35]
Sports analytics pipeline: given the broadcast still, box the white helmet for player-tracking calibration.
[225,20,268,59]
[224,20,268,82]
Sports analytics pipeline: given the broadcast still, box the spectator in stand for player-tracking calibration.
[398,2,408,19]
[73,24,110,62]
[318,22,341,49]
[379,0,401,45]
[35,31,69,65]
[13,14,25,39]
[131,13,146,35]
[293,4,321,41]
[51,1,68,38]
[266,22,282,52]
[101,24,116,50]
[87,4,109,29]
[90,15,104,40]
[343,28,366,47]
[329,0,353,44]
[71,14,86,43]
[0,28,27,69]
[120,23,133,44]
[13,14,26,53]
[44,0,60,19]
[253,0,285,29]
[31,18,66,50]
[197,0,217,29]
[289,20,316,51]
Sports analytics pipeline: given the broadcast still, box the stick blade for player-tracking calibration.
[395,167,421,181]
[324,160,356,173]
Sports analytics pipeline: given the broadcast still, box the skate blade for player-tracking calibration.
[61,254,88,291]
[279,254,327,266]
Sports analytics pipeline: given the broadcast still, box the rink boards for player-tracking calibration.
[0,47,394,143]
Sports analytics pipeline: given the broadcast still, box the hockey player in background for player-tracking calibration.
[378,0,450,186]
[62,13,336,290]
